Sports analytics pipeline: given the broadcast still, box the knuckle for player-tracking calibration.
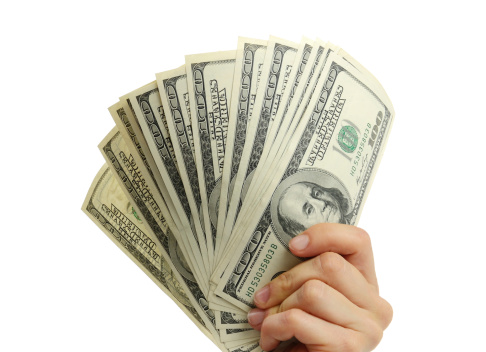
[299,280,326,305]
[339,335,363,352]
[282,308,303,326]
[273,270,294,293]
[355,227,372,248]
[365,319,384,349]
[379,297,394,328]
[316,252,345,276]
[259,315,271,335]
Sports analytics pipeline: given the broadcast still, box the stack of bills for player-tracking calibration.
[82,36,394,352]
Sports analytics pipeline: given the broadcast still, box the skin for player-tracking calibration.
[279,183,343,228]
[247,223,393,352]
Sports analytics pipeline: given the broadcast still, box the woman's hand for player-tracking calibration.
[247,223,393,352]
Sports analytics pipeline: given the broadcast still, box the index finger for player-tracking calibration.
[289,223,378,289]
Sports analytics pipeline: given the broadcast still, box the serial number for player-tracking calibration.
[246,244,277,298]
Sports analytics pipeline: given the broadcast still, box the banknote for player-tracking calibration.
[220,327,260,343]
[83,35,395,352]
[219,37,300,275]
[215,53,394,310]
[214,37,268,268]
[110,99,208,287]
[231,40,337,224]
[96,131,254,348]
[126,82,210,282]
[259,37,314,160]
[157,61,252,317]
[155,66,211,269]
[101,117,208,294]
[208,292,247,315]
[184,50,236,272]
[109,101,182,241]
[215,310,250,329]
[98,127,214,305]
[100,127,265,347]
[239,41,393,231]
[81,164,220,348]
[217,38,328,267]
[115,97,189,235]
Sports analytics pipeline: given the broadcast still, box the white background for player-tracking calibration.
[1,1,485,351]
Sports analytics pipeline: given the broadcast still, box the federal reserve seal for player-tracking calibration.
[338,125,358,153]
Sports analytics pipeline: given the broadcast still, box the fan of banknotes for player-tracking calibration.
[82,36,394,352]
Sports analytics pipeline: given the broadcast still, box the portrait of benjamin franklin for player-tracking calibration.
[270,170,353,246]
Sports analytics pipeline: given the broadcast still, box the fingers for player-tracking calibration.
[276,279,369,330]
[259,308,369,352]
[250,279,365,330]
[250,279,392,332]
[254,251,377,311]
[248,224,392,352]
[289,223,378,288]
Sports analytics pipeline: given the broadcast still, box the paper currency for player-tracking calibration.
[82,164,220,347]
[98,128,217,321]
[214,38,267,268]
[220,38,300,265]
[127,82,211,283]
[214,53,394,311]
[82,35,394,351]
[184,51,236,271]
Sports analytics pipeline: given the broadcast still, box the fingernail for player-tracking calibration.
[247,308,265,326]
[289,234,309,251]
[254,285,270,305]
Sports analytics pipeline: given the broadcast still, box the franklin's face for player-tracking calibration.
[279,182,343,229]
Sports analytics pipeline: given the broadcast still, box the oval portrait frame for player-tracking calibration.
[270,168,352,248]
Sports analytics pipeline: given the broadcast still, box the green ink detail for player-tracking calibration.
[132,207,141,221]
[338,126,358,153]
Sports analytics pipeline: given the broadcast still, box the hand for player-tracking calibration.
[247,223,393,352]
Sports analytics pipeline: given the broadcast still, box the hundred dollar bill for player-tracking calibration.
[155,67,245,317]
[155,66,211,268]
[258,38,321,167]
[115,96,188,233]
[216,38,327,268]
[215,53,394,310]
[98,127,260,348]
[109,101,184,241]
[99,127,211,298]
[215,310,249,329]
[184,50,236,272]
[112,98,209,288]
[214,37,268,268]
[119,91,188,236]
[209,297,247,316]
[220,326,260,343]
[97,130,232,344]
[233,40,337,223]
[126,82,211,282]
[259,37,314,160]
[81,164,221,348]
[102,116,208,294]
[219,37,299,274]
[240,42,393,228]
